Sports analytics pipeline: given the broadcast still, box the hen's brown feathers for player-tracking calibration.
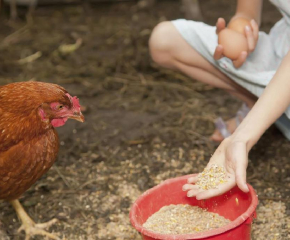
[0,81,69,200]
[0,129,59,200]
[0,81,71,115]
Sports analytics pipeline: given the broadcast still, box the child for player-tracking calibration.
[149,0,290,199]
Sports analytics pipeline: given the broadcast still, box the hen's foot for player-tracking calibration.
[18,218,59,240]
[9,199,60,240]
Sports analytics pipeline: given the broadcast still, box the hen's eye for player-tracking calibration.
[57,105,63,110]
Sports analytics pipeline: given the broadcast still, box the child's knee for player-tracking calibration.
[149,21,176,65]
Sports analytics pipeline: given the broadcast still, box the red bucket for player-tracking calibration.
[130,174,258,240]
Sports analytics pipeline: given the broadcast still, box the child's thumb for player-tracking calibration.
[235,158,249,192]
[231,141,249,192]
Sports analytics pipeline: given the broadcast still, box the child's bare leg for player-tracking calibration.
[149,22,257,141]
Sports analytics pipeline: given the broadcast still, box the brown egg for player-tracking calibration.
[228,18,252,35]
[218,29,248,60]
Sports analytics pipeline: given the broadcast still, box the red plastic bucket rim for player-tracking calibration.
[130,174,258,240]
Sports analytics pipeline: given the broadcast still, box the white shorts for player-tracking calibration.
[172,19,290,118]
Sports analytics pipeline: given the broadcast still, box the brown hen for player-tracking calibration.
[0,81,84,240]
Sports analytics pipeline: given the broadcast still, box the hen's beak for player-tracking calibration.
[69,112,85,122]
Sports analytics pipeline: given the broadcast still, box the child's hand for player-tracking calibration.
[182,137,249,200]
[214,18,259,68]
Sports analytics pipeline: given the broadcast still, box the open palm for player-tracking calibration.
[183,138,250,200]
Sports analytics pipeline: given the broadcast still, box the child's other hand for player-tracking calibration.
[214,18,259,68]
[182,137,249,200]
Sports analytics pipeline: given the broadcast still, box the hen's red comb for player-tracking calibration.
[66,93,81,111]
[72,96,81,110]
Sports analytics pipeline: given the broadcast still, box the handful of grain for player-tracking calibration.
[196,164,228,190]
[143,204,231,234]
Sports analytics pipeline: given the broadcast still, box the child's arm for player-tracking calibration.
[183,50,290,199]
[234,50,290,148]
[234,0,263,25]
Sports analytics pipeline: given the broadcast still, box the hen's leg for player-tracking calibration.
[9,199,60,240]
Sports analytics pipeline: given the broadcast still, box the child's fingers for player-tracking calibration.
[213,45,224,60]
[250,19,259,42]
[187,175,199,184]
[216,18,226,34]
[187,188,204,197]
[233,51,247,68]
[245,26,255,52]
[182,184,199,191]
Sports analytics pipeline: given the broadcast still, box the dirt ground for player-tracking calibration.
[0,0,289,239]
